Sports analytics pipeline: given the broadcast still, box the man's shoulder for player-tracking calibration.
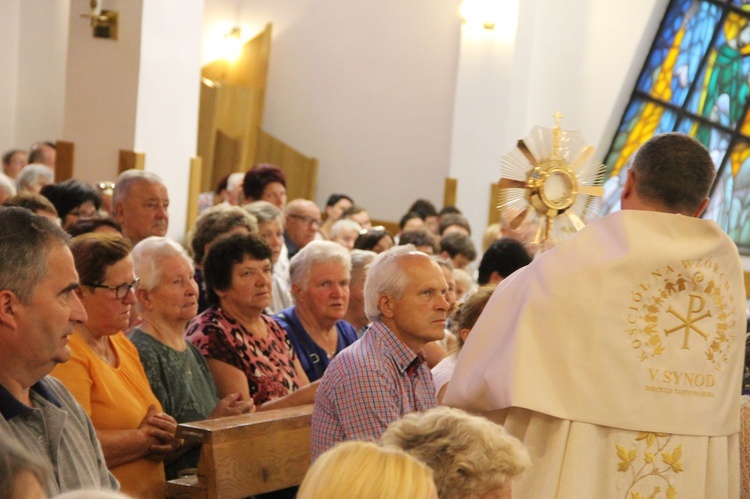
[324,335,388,381]
[38,376,83,408]
[335,320,360,344]
[329,340,373,368]
[272,307,296,329]
[37,376,74,403]
[34,376,94,425]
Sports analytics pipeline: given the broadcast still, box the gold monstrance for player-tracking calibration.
[497,112,606,247]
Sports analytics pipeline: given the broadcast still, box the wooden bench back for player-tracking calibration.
[166,404,313,499]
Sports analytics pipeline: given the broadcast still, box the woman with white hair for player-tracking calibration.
[130,236,254,479]
[244,200,293,314]
[330,218,362,251]
[274,241,359,381]
[16,163,54,193]
[382,406,531,499]
[343,249,376,336]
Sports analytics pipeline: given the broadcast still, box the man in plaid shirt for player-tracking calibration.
[311,245,449,458]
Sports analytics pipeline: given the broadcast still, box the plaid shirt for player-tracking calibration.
[311,320,437,459]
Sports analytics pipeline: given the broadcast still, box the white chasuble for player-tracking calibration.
[445,210,746,498]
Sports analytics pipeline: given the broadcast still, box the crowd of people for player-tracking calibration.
[0,133,749,498]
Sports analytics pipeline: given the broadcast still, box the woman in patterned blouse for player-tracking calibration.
[186,233,317,409]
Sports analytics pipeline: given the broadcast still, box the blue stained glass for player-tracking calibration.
[686,11,750,137]
[604,0,750,252]
[675,118,731,165]
[704,143,750,246]
[604,100,678,177]
[636,1,721,107]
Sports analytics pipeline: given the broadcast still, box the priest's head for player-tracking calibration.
[621,133,714,217]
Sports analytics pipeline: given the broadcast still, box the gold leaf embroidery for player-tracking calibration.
[618,434,681,498]
[627,263,736,369]
[661,444,683,473]
[635,432,668,448]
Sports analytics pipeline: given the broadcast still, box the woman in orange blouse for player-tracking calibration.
[51,233,180,498]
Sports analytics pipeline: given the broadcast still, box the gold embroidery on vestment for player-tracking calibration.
[617,433,681,499]
[625,260,736,372]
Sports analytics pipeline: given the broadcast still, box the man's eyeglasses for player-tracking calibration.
[83,278,140,300]
[289,214,322,226]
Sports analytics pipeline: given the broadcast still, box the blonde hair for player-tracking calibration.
[382,406,531,499]
[452,284,496,349]
[298,441,436,499]
[482,223,501,252]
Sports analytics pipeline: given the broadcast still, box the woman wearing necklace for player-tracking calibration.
[186,233,317,409]
[129,237,255,480]
[274,241,359,382]
[50,233,181,499]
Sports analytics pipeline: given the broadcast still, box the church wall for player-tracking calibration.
[133,0,204,242]
[203,0,462,223]
[0,0,70,152]
[1,1,709,250]
[0,0,21,149]
[449,0,668,250]
[61,0,203,243]
[204,0,667,235]
[62,0,142,186]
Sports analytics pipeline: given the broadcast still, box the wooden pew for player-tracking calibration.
[166,404,313,499]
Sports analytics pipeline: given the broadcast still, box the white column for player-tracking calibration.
[62,0,204,242]
[448,0,521,251]
[134,0,204,242]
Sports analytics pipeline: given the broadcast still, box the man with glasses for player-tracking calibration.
[284,198,322,259]
[0,207,118,494]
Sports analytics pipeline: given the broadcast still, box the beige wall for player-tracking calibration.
[449,0,668,250]
[62,0,203,242]
[63,0,143,185]
[0,0,70,150]
[203,0,461,222]
[2,0,670,244]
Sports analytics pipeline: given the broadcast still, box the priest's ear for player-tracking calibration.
[620,169,637,207]
[693,197,709,218]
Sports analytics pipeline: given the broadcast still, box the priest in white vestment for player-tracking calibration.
[445,133,746,498]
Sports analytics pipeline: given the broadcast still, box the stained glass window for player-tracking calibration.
[602,0,750,252]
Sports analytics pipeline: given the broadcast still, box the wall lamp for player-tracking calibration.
[80,0,118,40]
[461,0,500,30]
[223,26,244,61]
